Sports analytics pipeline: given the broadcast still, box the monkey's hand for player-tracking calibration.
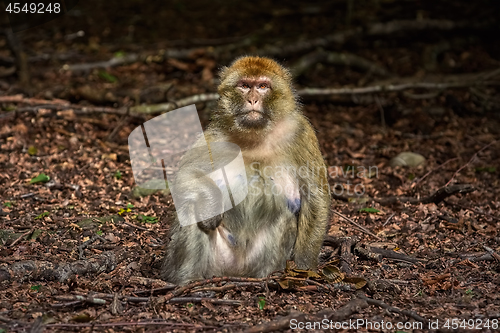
[198,213,224,232]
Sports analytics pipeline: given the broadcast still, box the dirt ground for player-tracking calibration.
[1,1,500,332]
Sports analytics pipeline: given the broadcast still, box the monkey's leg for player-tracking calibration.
[161,224,214,284]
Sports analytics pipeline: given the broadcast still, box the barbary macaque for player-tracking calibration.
[161,56,331,284]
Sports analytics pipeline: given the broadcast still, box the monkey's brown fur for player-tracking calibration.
[162,56,331,285]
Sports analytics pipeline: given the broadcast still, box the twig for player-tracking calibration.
[9,229,33,247]
[0,95,70,105]
[460,252,495,262]
[367,247,425,264]
[0,250,125,284]
[244,298,369,333]
[332,211,382,240]
[193,282,262,293]
[414,157,458,187]
[157,276,275,304]
[357,293,427,323]
[339,237,358,274]
[3,68,499,118]
[375,184,475,206]
[46,321,217,330]
[445,140,498,186]
[63,54,140,72]
[382,213,396,227]
[128,92,219,114]
[483,246,500,262]
[121,220,150,231]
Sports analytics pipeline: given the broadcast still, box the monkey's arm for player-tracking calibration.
[172,137,225,231]
[291,127,331,269]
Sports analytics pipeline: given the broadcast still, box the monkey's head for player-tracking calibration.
[215,56,298,135]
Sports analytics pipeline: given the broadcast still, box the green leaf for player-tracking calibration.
[114,170,122,180]
[27,146,38,156]
[408,173,415,181]
[359,207,380,213]
[258,297,266,310]
[138,214,158,224]
[475,166,496,173]
[3,201,13,208]
[186,303,194,308]
[126,203,134,209]
[0,328,6,333]
[30,285,41,292]
[98,70,118,83]
[114,51,126,58]
[96,230,103,236]
[34,212,50,219]
[30,173,50,184]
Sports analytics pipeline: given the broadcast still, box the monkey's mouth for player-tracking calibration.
[245,110,264,120]
[237,111,269,128]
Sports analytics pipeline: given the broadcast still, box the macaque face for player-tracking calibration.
[235,77,272,128]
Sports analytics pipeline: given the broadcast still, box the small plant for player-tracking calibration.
[34,212,50,219]
[30,285,41,292]
[359,207,380,213]
[3,201,13,208]
[114,170,122,180]
[118,203,134,215]
[258,296,266,310]
[138,214,159,224]
[30,173,50,184]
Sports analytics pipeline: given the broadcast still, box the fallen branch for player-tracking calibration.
[244,298,369,333]
[2,68,498,118]
[357,293,427,323]
[156,276,273,305]
[291,50,391,77]
[0,250,125,284]
[483,246,500,262]
[460,252,495,262]
[129,92,219,114]
[296,79,499,96]
[53,293,242,306]
[360,246,425,264]
[0,94,70,105]
[46,321,218,330]
[375,184,475,206]
[339,236,359,274]
[58,19,492,73]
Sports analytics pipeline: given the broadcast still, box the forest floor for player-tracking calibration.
[1,1,500,332]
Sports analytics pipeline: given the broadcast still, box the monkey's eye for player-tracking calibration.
[259,83,268,89]
[241,83,250,89]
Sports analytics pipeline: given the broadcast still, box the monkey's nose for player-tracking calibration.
[248,99,259,106]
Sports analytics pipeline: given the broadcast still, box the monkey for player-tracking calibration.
[161,56,331,285]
